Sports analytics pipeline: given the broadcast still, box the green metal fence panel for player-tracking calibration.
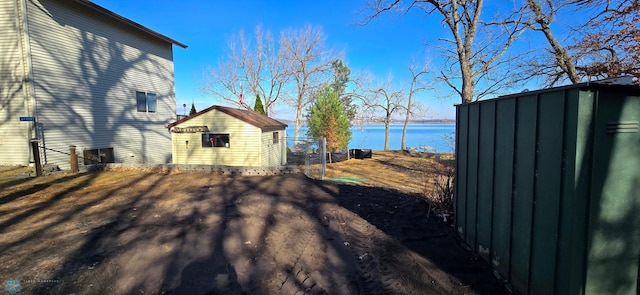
[511,94,538,294]
[455,83,640,295]
[554,89,583,295]
[530,91,566,295]
[586,91,640,295]
[564,90,595,294]
[492,98,516,278]
[477,101,496,261]
[549,89,595,294]
[456,106,469,240]
[466,103,480,248]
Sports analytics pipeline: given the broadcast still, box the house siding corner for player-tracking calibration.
[24,0,176,168]
[0,0,31,165]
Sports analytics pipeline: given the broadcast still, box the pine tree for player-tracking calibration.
[306,86,351,153]
[330,59,356,120]
[189,103,197,116]
[254,94,266,116]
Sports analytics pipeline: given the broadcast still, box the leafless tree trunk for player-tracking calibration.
[280,25,337,143]
[515,0,637,86]
[401,62,430,150]
[359,74,406,151]
[202,25,289,116]
[518,0,581,86]
[362,0,525,104]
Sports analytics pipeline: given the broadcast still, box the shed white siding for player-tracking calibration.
[0,0,31,165]
[25,0,176,168]
[261,130,286,166]
[171,110,263,166]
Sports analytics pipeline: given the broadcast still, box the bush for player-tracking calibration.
[422,159,455,222]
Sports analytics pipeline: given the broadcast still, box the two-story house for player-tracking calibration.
[0,0,186,168]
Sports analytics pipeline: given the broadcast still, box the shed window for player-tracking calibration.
[202,134,230,148]
[136,91,157,112]
[273,132,279,144]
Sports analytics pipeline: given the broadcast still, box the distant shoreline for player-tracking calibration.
[277,119,456,125]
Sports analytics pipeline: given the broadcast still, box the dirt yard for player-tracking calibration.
[0,151,505,295]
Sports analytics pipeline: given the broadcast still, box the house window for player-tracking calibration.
[147,93,156,112]
[83,147,115,165]
[202,134,230,148]
[273,131,279,144]
[136,91,157,112]
[136,91,146,112]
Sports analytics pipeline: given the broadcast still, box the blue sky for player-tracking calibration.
[90,0,485,120]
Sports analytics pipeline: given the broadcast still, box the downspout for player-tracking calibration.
[14,0,38,164]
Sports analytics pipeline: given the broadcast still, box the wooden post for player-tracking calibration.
[30,139,43,177]
[70,145,79,173]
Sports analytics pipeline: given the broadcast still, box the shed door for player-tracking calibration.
[586,92,640,295]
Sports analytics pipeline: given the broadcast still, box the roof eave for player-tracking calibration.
[167,105,289,131]
[77,0,187,48]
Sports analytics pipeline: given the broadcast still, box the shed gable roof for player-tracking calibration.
[76,0,187,48]
[167,105,288,131]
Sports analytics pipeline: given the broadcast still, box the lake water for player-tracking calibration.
[286,124,456,152]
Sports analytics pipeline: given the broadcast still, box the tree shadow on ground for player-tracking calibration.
[325,180,507,295]
[0,171,505,295]
[163,174,505,294]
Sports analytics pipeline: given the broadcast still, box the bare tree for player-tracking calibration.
[359,74,406,151]
[362,0,526,103]
[570,0,639,80]
[401,62,430,150]
[280,25,337,143]
[202,25,289,116]
[514,0,638,86]
[519,0,581,86]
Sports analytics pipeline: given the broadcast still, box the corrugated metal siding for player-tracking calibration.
[585,91,640,295]
[465,103,479,249]
[0,0,31,165]
[26,0,175,169]
[529,90,566,295]
[510,95,537,293]
[491,98,516,277]
[476,101,495,261]
[455,106,468,238]
[456,84,640,294]
[170,109,263,166]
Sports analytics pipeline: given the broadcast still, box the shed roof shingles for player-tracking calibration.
[167,105,288,131]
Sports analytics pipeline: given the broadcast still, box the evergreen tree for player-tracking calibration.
[189,103,197,116]
[306,86,351,153]
[330,59,356,121]
[254,94,266,115]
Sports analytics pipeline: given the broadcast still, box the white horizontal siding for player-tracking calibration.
[171,110,263,166]
[261,130,286,167]
[0,0,31,165]
[25,0,176,168]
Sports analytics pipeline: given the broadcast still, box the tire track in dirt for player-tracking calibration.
[326,209,386,294]
[260,202,330,294]
[326,182,476,294]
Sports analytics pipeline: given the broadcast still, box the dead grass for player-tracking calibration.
[0,151,453,197]
[324,150,455,196]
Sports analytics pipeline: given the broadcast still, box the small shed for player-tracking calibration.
[167,105,288,167]
[455,81,640,294]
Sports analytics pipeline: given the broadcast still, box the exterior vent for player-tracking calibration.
[606,121,639,133]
